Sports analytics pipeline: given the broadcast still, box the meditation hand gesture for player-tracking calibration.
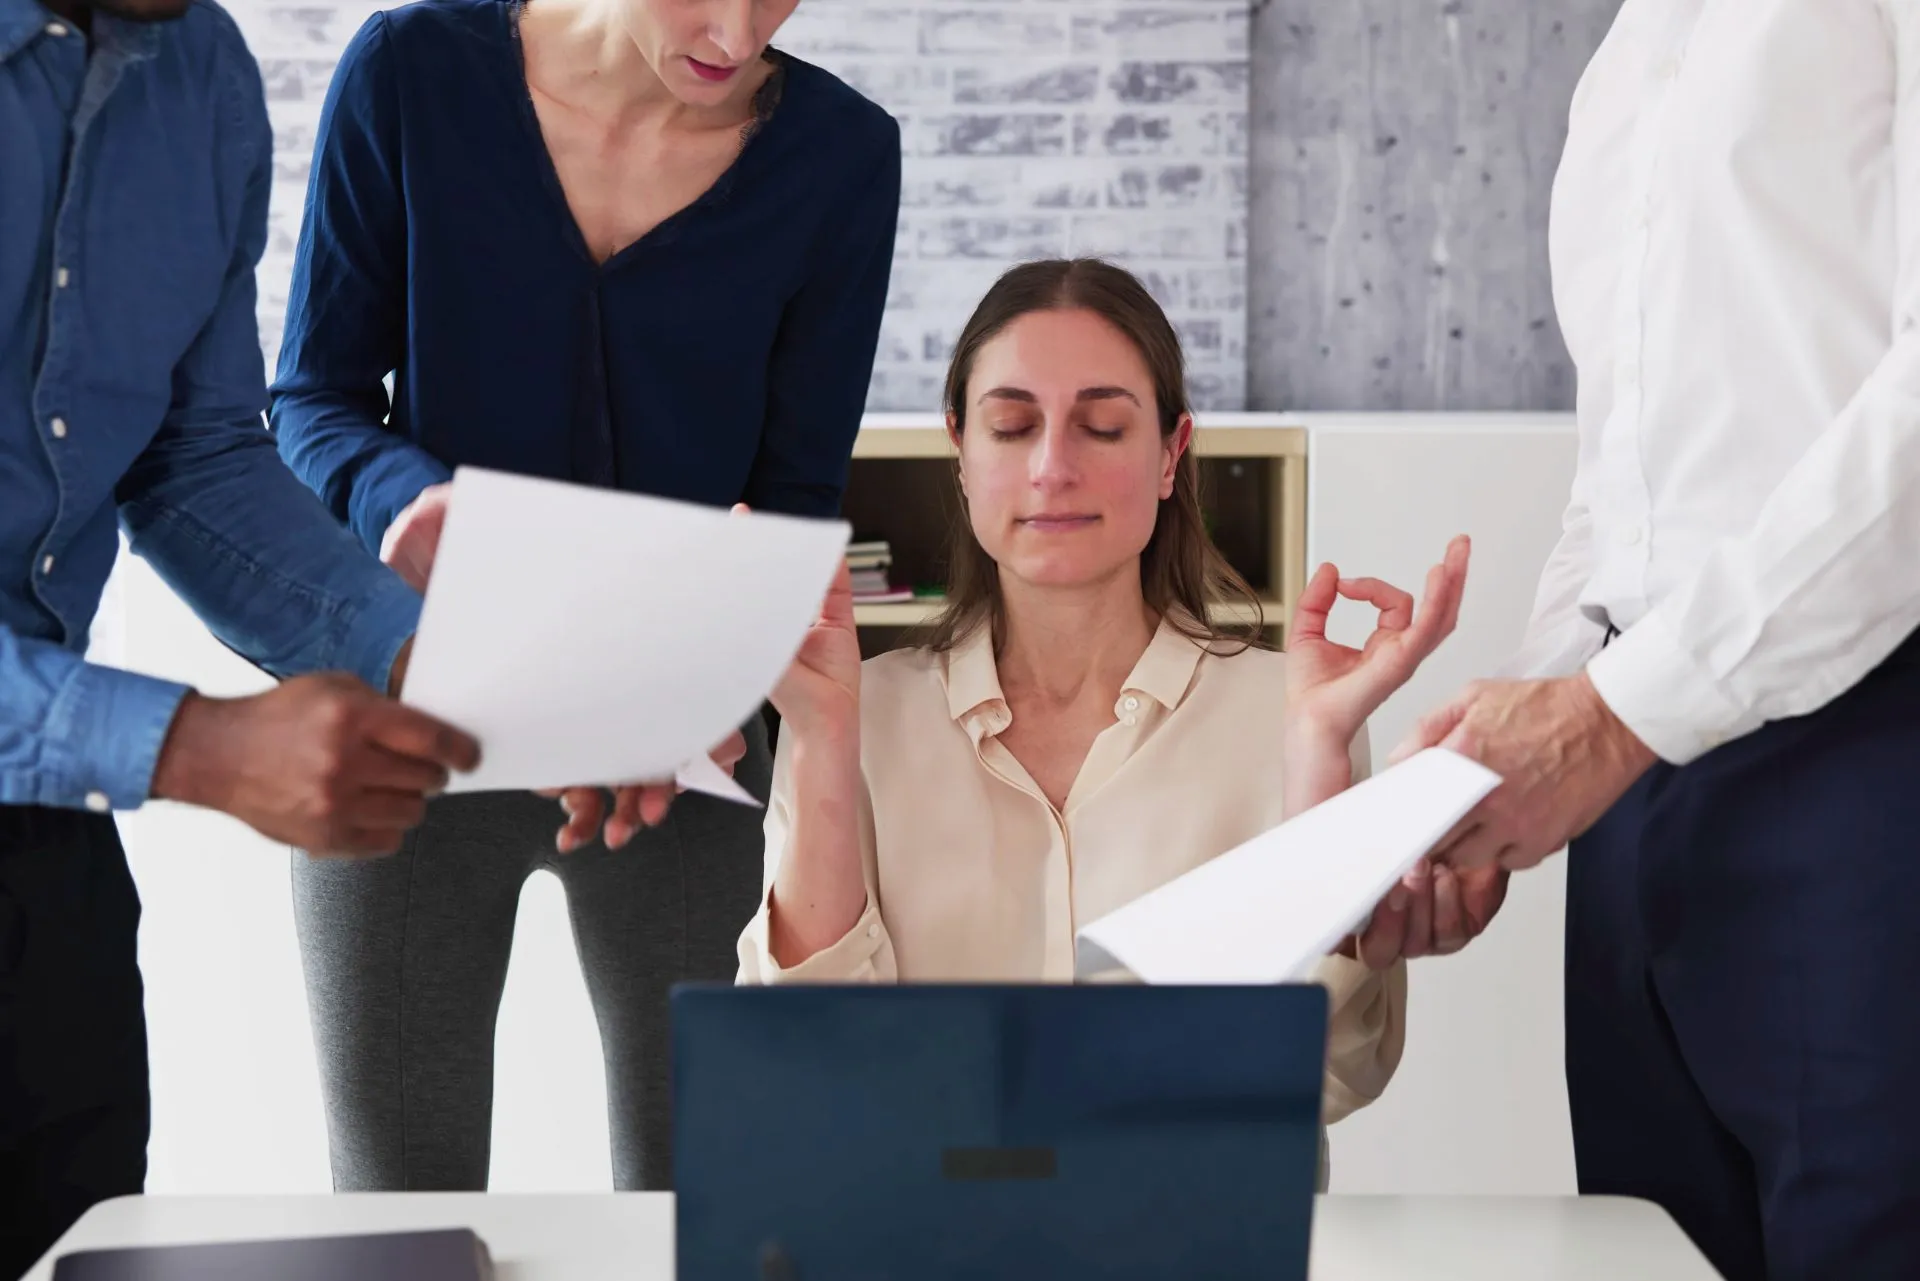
[1284,535,1471,745]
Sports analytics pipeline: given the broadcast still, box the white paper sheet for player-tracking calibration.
[401,467,848,796]
[1074,748,1501,984]
[674,751,762,808]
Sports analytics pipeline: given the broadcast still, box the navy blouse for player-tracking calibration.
[270,0,902,552]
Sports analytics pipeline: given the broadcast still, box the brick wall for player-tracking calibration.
[229,0,1254,413]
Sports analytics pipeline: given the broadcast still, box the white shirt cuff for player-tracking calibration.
[1585,610,1764,765]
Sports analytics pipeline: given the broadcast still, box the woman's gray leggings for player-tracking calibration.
[291,716,772,1192]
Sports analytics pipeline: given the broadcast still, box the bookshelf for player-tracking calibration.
[843,413,1308,651]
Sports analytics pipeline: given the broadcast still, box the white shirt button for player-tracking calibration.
[46,20,69,36]
[1617,524,1646,547]
[50,416,68,439]
[1122,695,1140,712]
[55,267,70,289]
[85,791,111,813]
[41,555,55,574]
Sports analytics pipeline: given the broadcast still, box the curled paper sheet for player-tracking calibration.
[1074,748,1501,985]
[402,467,846,798]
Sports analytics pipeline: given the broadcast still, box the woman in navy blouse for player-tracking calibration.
[270,0,900,1192]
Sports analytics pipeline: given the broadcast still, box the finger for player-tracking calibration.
[365,701,482,773]
[1462,865,1511,933]
[1434,535,1471,637]
[1335,577,1415,631]
[637,783,675,828]
[605,786,647,850]
[1437,823,1508,872]
[1429,863,1467,954]
[1499,843,1553,873]
[731,502,751,515]
[820,555,857,628]
[340,786,429,833]
[1389,698,1470,766]
[1358,896,1410,970]
[1406,536,1471,654]
[1288,563,1339,646]
[713,729,748,773]
[556,788,605,854]
[355,742,452,797]
[1400,860,1436,959]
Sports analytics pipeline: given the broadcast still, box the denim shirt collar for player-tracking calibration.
[1,0,162,65]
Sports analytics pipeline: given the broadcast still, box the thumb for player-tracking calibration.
[731,502,750,515]
[1389,698,1470,767]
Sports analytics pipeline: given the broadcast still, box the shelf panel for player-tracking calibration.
[853,598,1290,629]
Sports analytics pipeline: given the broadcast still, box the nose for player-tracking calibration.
[1030,422,1078,492]
[707,0,756,62]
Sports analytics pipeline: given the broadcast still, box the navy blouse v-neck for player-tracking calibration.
[269,0,902,552]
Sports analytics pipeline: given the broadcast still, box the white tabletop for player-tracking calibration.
[25,1192,1721,1281]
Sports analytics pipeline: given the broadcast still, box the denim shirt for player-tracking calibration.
[0,0,420,812]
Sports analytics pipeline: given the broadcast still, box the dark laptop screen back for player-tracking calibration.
[673,983,1329,1281]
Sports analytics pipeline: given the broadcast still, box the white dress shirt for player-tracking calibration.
[1511,0,1920,763]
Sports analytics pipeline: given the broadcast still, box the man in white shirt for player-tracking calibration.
[1393,4,1920,1278]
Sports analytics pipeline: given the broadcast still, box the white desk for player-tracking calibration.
[25,1193,1720,1280]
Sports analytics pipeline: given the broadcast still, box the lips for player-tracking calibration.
[1018,514,1100,532]
[687,56,739,82]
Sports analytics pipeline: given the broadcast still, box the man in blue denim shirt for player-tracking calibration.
[1,0,483,1266]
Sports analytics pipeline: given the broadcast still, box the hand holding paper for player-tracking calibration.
[1074,748,1501,985]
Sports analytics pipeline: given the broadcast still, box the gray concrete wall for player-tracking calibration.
[1249,0,1622,411]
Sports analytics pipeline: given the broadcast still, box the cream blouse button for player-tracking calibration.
[866,923,880,939]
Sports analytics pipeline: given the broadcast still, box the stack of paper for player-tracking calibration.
[1075,749,1501,984]
[400,468,849,801]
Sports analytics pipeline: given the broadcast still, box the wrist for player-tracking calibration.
[150,692,236,811]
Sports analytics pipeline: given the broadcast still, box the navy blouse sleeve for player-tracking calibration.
[269,11,452,556]
[742,117,902,518]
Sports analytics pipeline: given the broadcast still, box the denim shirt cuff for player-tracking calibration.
[351,451,456,561]
[333,571,423,696]
[43,663,193,810]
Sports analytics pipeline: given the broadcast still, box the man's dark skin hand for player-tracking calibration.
[149,637,479,857]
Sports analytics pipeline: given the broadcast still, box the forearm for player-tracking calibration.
[271,395,451,555]
[1282,723,1357,820]
[766,723,869,969]
[120,429,419,692]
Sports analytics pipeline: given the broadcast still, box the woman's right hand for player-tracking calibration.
[771,553,863,738]
[730,506,861,738]
[381,482,453,591]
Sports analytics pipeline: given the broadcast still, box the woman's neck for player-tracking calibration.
[996,570,1157,710]
[520,0,762,131]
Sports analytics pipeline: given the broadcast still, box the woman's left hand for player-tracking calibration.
[541,728,750,853]
[1285,535,1471,744]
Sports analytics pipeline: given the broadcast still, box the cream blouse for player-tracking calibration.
[737,617,1407,1139]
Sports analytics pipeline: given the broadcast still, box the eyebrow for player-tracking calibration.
[976,385,1143,407]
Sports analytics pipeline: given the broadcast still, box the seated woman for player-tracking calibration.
[738,259,1472,1178]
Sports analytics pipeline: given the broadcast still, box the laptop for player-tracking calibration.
[672,983,1329,1281]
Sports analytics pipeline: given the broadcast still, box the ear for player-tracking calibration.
[947,410,968,496]
[1161,413,1193,500]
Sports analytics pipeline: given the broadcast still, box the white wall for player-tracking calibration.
[1305,415,1580,1194]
